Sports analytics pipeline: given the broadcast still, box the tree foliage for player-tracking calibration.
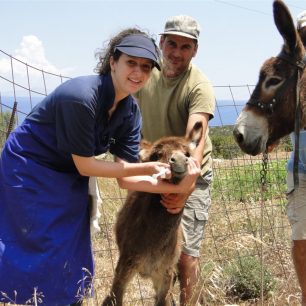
[0,111,16,150]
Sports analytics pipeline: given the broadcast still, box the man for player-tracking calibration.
[285,10,306,306]
[135,15,215,306]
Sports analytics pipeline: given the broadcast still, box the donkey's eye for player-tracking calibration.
[266,77,282,87]
[185,152,191,158]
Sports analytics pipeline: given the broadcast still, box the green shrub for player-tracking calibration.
[210,125,242,159]
[212,159,287,203]
[279,135,292,152]
[210,125,293,159]
[224,256,276,301]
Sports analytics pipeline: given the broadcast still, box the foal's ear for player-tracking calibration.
[139,139,152,162]
[273,0,300,55]
[187,121,203,151]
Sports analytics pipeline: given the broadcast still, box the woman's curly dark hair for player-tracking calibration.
[95,28,160,75]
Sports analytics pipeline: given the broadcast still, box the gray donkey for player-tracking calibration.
[102,121,203,306]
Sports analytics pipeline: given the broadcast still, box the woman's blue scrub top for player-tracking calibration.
[0,74,141,305]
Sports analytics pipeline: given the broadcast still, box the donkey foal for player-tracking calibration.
[102,122,203,306]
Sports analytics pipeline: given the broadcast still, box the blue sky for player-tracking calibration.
[0,0,306,95]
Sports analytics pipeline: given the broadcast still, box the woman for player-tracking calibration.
[0,28,200,306]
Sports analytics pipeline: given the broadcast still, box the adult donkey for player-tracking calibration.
[233,2,306,304]
[102,121,203,306]
[233,0,306,155]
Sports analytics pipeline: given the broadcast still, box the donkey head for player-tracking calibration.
[140,122,203,184]
[233,0,306,156]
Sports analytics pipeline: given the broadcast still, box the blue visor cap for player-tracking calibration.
[115,34,161,70]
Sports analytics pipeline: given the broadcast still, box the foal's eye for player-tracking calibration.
[150,152,162,161]
[185,152,191,158]
[266,77,282,87]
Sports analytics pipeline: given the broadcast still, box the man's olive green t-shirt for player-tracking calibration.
[135,63,215,176]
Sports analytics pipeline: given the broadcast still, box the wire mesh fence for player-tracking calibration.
[0,49,300,305]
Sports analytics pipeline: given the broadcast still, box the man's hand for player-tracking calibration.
[160,193,190,214]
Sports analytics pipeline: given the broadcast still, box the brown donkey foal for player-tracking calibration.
[102,122,203,306]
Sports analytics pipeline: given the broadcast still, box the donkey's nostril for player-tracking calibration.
[233,130,244,144]
[169,157,176,164]
[237,133,244,144]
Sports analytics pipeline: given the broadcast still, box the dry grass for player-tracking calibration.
[90,152,301,306]
[0,152,301,306]
[90,195,299,306]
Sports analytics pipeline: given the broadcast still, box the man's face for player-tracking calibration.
[159,34,198,78]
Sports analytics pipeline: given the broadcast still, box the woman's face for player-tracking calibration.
[110,53,153,97]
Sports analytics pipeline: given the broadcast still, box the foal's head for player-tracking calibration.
[140,122,203,184]
[233,0,306,156]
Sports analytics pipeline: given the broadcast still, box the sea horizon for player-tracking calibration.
[0,96,244,127]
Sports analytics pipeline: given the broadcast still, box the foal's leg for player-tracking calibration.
[151,268,175,306]
[102,256,138,306]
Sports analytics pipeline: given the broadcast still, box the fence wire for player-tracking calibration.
[0,49,300,306]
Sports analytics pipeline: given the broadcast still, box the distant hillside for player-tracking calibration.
[209,125,292,159]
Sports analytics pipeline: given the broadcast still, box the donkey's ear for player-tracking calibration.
[273,0,298,54]
[187,121,203,150]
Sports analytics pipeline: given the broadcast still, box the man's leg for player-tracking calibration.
[178,253,201,306]
[179,173,212,306]
[292,240,306,305]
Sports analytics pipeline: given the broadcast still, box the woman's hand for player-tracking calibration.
[116,157,199,194]
[142,162,170,176]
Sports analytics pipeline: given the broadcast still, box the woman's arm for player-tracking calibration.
[72,154,169,178]
[116,157,200,194]
[72,155,200,195]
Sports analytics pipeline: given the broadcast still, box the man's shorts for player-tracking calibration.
[181,170,212,257]
[286,172,306,240]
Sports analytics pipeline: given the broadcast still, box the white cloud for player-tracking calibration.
[14,35,60,74]
[0,35,74,95]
